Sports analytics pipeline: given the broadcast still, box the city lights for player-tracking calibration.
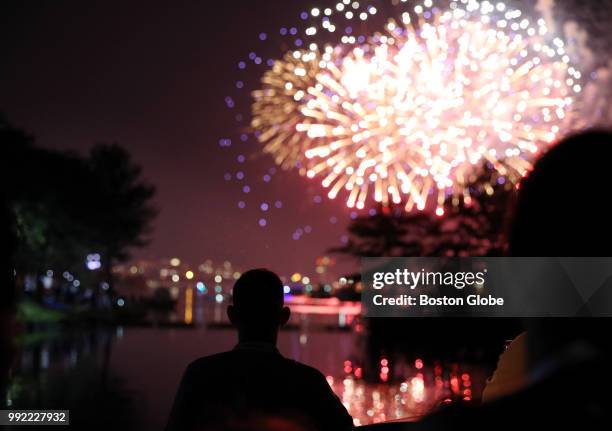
[85,253,101,270]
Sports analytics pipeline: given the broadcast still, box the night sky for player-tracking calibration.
[0,0,357,277]
[4,1,611,278]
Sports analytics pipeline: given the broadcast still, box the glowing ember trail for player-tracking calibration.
[251,0,581,213]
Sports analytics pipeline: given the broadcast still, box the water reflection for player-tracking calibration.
[7,300,489,428]
[329,360,479,426]
[7,326,139,429]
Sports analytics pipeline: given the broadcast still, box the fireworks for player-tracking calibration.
[251,0,581,213]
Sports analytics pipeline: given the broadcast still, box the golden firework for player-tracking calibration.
[252,1,581,213]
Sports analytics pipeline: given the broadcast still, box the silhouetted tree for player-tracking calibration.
[434,166,516,256]
[329,207,438,257]
[3,117,94,295]
[0,115,20,397]
[87,144,157,293]
[330,164,516,258]
[2,115,156,300]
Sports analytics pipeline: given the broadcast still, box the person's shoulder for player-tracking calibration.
[284,358,329,381]
[184,351,236,374]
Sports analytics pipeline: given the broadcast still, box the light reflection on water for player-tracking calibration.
[329,362,477,426]
[8,300,488,428]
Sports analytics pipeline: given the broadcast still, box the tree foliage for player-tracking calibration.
[330,165,516,258]
[2,115,157,293]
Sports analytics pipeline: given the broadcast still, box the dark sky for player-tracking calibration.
[8,1,607,278]
[1,0,358,278]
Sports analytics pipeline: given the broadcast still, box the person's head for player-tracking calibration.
[509,130,612,256]
[508,130,612,364]
[228,268,290,343]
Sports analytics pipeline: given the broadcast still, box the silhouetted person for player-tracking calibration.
[417,130,612,430]
[165,269,353,431]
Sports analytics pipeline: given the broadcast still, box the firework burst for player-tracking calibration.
[251,0,581,213]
